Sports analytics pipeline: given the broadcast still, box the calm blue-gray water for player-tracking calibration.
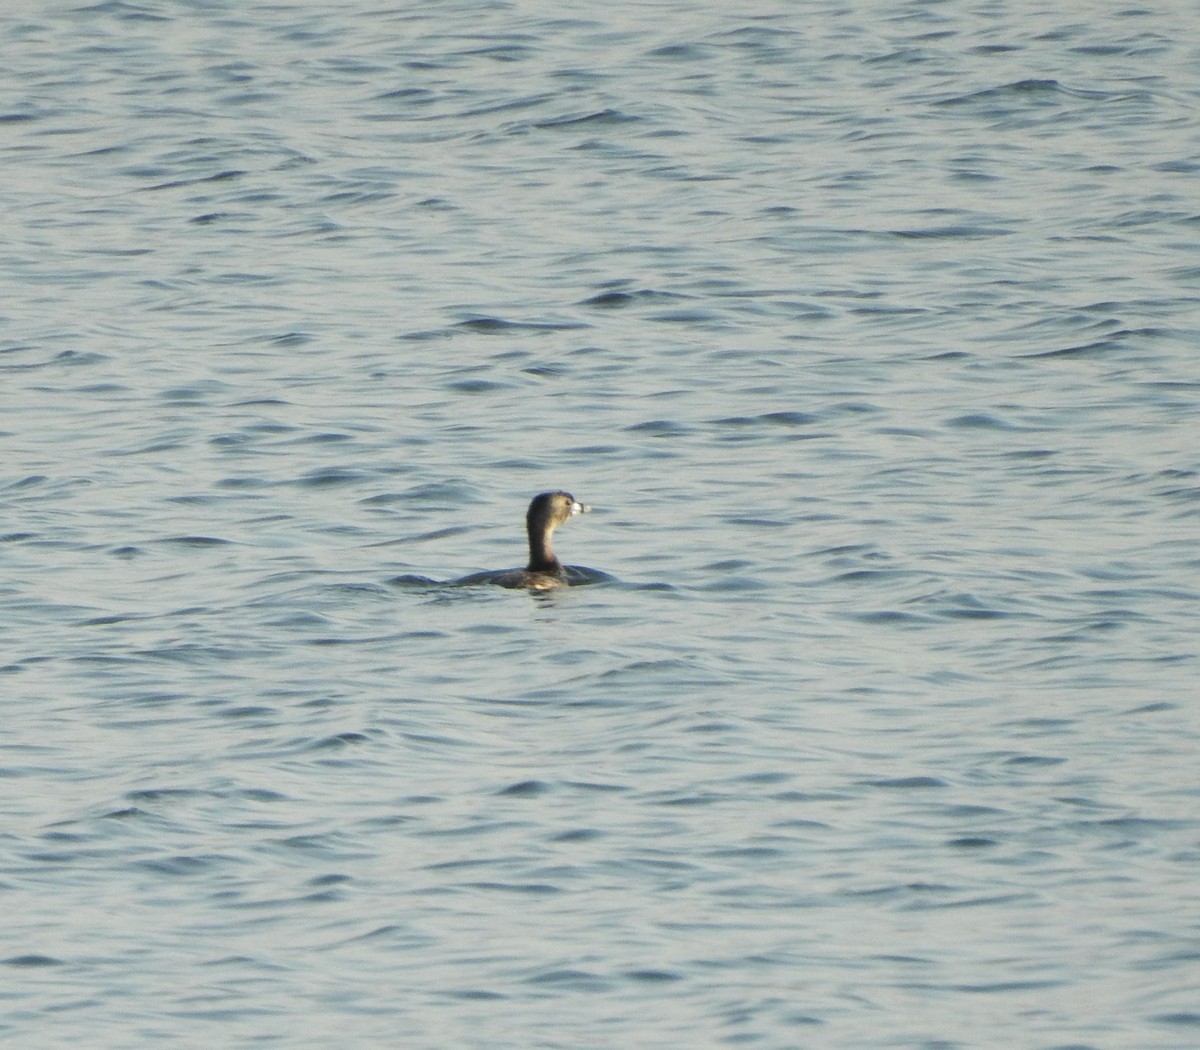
[2,2,1198,1047]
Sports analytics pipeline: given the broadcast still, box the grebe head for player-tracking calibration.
[528,490,589,530]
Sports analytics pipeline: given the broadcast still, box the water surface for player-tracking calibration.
[2,2,1198,1047]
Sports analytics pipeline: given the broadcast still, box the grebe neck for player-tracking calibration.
[527,531,561,573]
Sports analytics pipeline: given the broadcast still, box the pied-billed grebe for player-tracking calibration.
[478,491,590,590]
